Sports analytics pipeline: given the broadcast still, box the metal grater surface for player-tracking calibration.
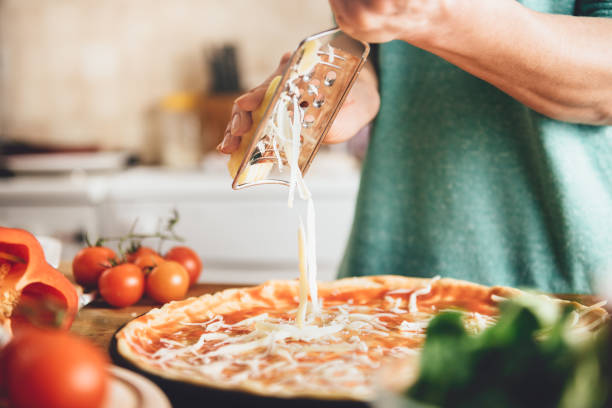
[232,28,370,190]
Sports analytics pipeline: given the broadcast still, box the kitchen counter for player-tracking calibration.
[70,283,245,351]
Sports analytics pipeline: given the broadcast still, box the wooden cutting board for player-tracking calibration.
[70,284,242,351]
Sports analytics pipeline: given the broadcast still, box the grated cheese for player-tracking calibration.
[408,276,440,314]
[264,39,323,325]
[296,218,308,328]
[123,291,527,400]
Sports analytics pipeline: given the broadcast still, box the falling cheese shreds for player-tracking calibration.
[262,39,321,325]
[296,218,308,328]
[306,197,319,314]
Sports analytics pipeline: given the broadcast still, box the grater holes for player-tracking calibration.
[302,72,313,82]
[285,84,301,99]
[307,79,320,95]
[303,114,315,128]
[313,96,325,108]
[324,71,337,86]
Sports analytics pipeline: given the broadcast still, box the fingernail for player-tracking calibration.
[217,126,233,152]
[235,94,248,104]
[235,89,255,104]
[230,113,241,134]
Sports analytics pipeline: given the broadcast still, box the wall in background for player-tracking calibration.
[0,0,332,151]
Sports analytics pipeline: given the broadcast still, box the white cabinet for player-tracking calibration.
[0,161,360,284]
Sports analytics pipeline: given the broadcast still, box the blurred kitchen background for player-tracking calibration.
[0,0,365,283]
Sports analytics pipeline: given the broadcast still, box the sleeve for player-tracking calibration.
[574,0,612,17]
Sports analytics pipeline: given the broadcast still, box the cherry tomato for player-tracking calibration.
[2,327,108,408]
[98,263,144,308]
[146,261,189,304]
[72,246,117,289]
[126,246,158,263]
[133,253,165,272]
[164,246,203,285]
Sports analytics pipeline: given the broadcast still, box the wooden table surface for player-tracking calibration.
[70,283,247,352]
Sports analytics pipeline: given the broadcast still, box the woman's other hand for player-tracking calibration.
[329,0,448,44]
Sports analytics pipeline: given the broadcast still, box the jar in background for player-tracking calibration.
[159,92,202,168]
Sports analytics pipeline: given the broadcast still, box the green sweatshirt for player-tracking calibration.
[338,0,612,293]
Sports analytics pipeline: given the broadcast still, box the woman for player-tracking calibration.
[219,0,612,293]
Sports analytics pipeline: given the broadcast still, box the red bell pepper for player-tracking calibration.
[0,227,78,334]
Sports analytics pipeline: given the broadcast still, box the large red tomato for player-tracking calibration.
[72,246,117,289]
[98,263,144,308]
[146,261,189,304]
[2,328,108,408]
[164,246,202,285]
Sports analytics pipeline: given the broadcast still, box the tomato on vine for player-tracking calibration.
[133,253,165,272]
[98,263,144,308]
[165,246,202,285]
[72,246,117,289]
[126,245,159,263]
[146,261,189,304]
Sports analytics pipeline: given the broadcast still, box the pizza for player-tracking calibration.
[115,275,607,401]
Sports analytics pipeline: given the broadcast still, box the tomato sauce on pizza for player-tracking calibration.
[116,276,515,400]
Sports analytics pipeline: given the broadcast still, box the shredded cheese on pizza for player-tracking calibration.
[117,276,609,401]
[120,279,499,399]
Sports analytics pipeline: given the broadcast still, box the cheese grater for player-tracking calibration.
[231,28,370,190]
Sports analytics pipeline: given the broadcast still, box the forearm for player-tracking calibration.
[412,0,612,125]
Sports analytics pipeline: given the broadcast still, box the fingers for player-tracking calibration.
[218,52,291,155]
[329,0,412,43]
[235,86,266,111]
[329,0,366,35]
[230,107,252,136]
[217,126,241,154]
[216,87,261,154]
[234,51,289,111]
[277,51,292,68]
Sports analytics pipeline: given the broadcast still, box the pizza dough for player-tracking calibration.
[115,276,607,401]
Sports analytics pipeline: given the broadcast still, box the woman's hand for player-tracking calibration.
[217,53,291,154]
[331,0,612,125]
[329,0,449,45]
[217,52,380,154]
